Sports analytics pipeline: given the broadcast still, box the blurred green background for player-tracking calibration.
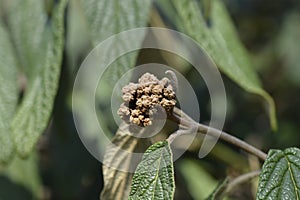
[0,0,300,199]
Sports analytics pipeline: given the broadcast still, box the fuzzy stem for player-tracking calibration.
[169,108,268,161]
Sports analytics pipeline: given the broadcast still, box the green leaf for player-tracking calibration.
[75,1,153,154]
[80,0,152,83]
[101,123,152,200]
[0,152,42,198]
[10,0,68,157]
[206,179,229,200]
[168,0,277,130]
[276,12,300,86]
[6,0,48,77]
[0,20,18,164]
[129,141,175,200]
[257,147,300,199]
[178,159,218,200]
[80,0,152,45]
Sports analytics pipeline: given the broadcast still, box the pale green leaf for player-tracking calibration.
[1,152,42,198]
[74,1,153,155]
[10,0,68,157]
[101,123,151,200]
[0,20,18,164]
[277,12,300,86]
[168,0,277,130]
[80,0,152,83]
[129,141,175,200]
[257,147,300,199]
[206,179,229,200]
[80,0,152,45]
[178,159,218,200]
[6,0,48,77]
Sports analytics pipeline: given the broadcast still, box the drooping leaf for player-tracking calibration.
[5,0,48,77]
[256,147,300,199]
[73,2,154,176]
[0,177,32,200]
[164,0,277,130]
[276,12,300,86]
[0,152,42,198]
[65,0,91,75]
[0,20,18,164]
[79,0,152,84]
[101,123,152,200]
[178,159,218,200]
[129,141,175,200]
[80,0,152,46]
[206,179,229,200]
[75,2,155,198]
[10,0,68,157]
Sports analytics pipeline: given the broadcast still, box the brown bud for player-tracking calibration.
[117,72,177,127]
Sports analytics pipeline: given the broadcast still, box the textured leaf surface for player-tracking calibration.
[129,141,175,200]
[9,0,68,157]
[170,0,277,129]
[0,20,18,163]
[80,0,152,45]
[80,0,152,83]
[257,147,300,199]
[101,123,151,200]
[6,0,48,77]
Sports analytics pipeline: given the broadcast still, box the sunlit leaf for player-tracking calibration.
[257,147,300,199]
[129,141,175,200]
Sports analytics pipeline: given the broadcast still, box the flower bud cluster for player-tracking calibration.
[118,73,176,127]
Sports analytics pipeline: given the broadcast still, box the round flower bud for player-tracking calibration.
[117,72,177,127]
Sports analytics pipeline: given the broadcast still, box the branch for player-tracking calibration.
[225,170,261,194]
[169,107,268,161]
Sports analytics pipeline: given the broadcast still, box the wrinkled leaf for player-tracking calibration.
[101,123,152,200]
[257,147,300,199]
[129,141,175,200]
[167,0,277,130]
[6,0,48,77]
[0,20,18,164]
[77,2,155,198]
[80,0,152,45]
[10,0,68,157]
[80,0,152,84]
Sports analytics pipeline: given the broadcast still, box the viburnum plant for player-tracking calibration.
[100,72,300,200]
[101,71,300,200]
[0,0,299,199]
